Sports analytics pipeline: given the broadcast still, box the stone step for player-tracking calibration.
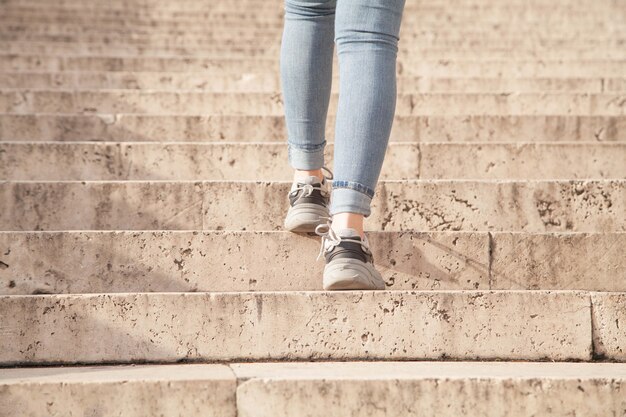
[2,72,625,93]
[4,362,626,417]
[1,230,623,294]
[2,1,621,12]
[2,43,625,60]
[2,362,625,417]
[6,22,626,38]
[1,33,626,50]
[2,114,623,142]
[0,364,236,417]
[2,9,619,24]
[1,180,622,232]
[1,290,616,364]
[2,142,624,181]
[1,15,622,30]
[1,91,625,116]
[234,362,626,416]
[3,56,625,76]
[3,31,625,48]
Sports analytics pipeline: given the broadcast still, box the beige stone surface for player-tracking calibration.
[1,180,623,232]
[0,231,489,294]
[230,360,626,380]
[0,291,591,364]
[3,71,622,93]
[1,90,624,116]
[2,114,624,142]
[0,142,420,181]
[7,20,626,38]
[0,181,205,231]
[592,292,626,360]
[2,362,624,417]
[491,232,626,291]
[1,41,624,59]
[418,143,626,179]
[236,362,626,417]
[202,180,625,233]
[0,364,236,417]
[3,142,625,181]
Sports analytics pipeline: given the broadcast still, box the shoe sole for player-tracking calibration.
[284,203,329,233]
[323,258,386,291]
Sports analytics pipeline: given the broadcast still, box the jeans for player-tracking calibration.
[280,0,406,217]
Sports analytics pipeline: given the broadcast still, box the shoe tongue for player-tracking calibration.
[336,228,362,240]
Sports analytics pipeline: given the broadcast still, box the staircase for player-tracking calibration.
[1,0,625,415]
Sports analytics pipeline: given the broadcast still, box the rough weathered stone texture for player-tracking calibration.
[0,142,420,181]
[0,231,489,294]
[1,91,624,115]
[419,143,626,179]
[592,293,626,360]
[0,364,236,417]
[0,291,591,364]
[2,114,623,143]
[235,362,626,417]
[3,53,626,75]
[1,71,622,93]
[491,232,626,291]
[3,39,624,59]
[0,181,204,231]
[4,142,625,181]
[2,180,623,232]
[203,180,625,233]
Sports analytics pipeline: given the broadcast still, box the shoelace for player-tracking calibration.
[289,165,334,205]
[314,217,372,262]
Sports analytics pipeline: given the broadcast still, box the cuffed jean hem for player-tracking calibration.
[329,185,374,217]
[287,141,326,170]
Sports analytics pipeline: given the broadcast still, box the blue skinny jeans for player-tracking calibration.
[280,0,406,217]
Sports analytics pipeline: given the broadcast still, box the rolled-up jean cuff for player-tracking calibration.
[329,186,374,217]
[288,141,326,170]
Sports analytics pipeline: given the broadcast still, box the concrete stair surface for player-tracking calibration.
[2,363,625,417]
[0,0,624,414]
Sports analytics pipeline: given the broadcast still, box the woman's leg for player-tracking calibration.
[280,0,337,181]
[330,0,406,236]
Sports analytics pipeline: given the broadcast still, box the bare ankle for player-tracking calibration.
[294,169,323,182]
[331,212,364,238]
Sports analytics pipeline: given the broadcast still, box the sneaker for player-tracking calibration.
[314,220,386,290]
[283,166,333,232]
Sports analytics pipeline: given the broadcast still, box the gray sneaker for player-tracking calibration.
[283,167,333,233]
[315,221,386,291]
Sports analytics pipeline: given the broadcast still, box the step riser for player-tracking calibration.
[1,181,623,232]
[6,25,626,38]
[4,73,624,93]
[592,293,625,360]
[2,363,625,417]
[1,231,624,294]
[3,73,625,93]
[2,115,623,142]
[2,143,624,181]
[2,2,622,12]
[1,92,624,116]
[1,35,623,48]
[0,291,594,364]
[3,45,625,60]
[237,379,625,417]
[1,365,236,417]
[3,57,626,76]
[2,18,623,31]
[238,378,625,417]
